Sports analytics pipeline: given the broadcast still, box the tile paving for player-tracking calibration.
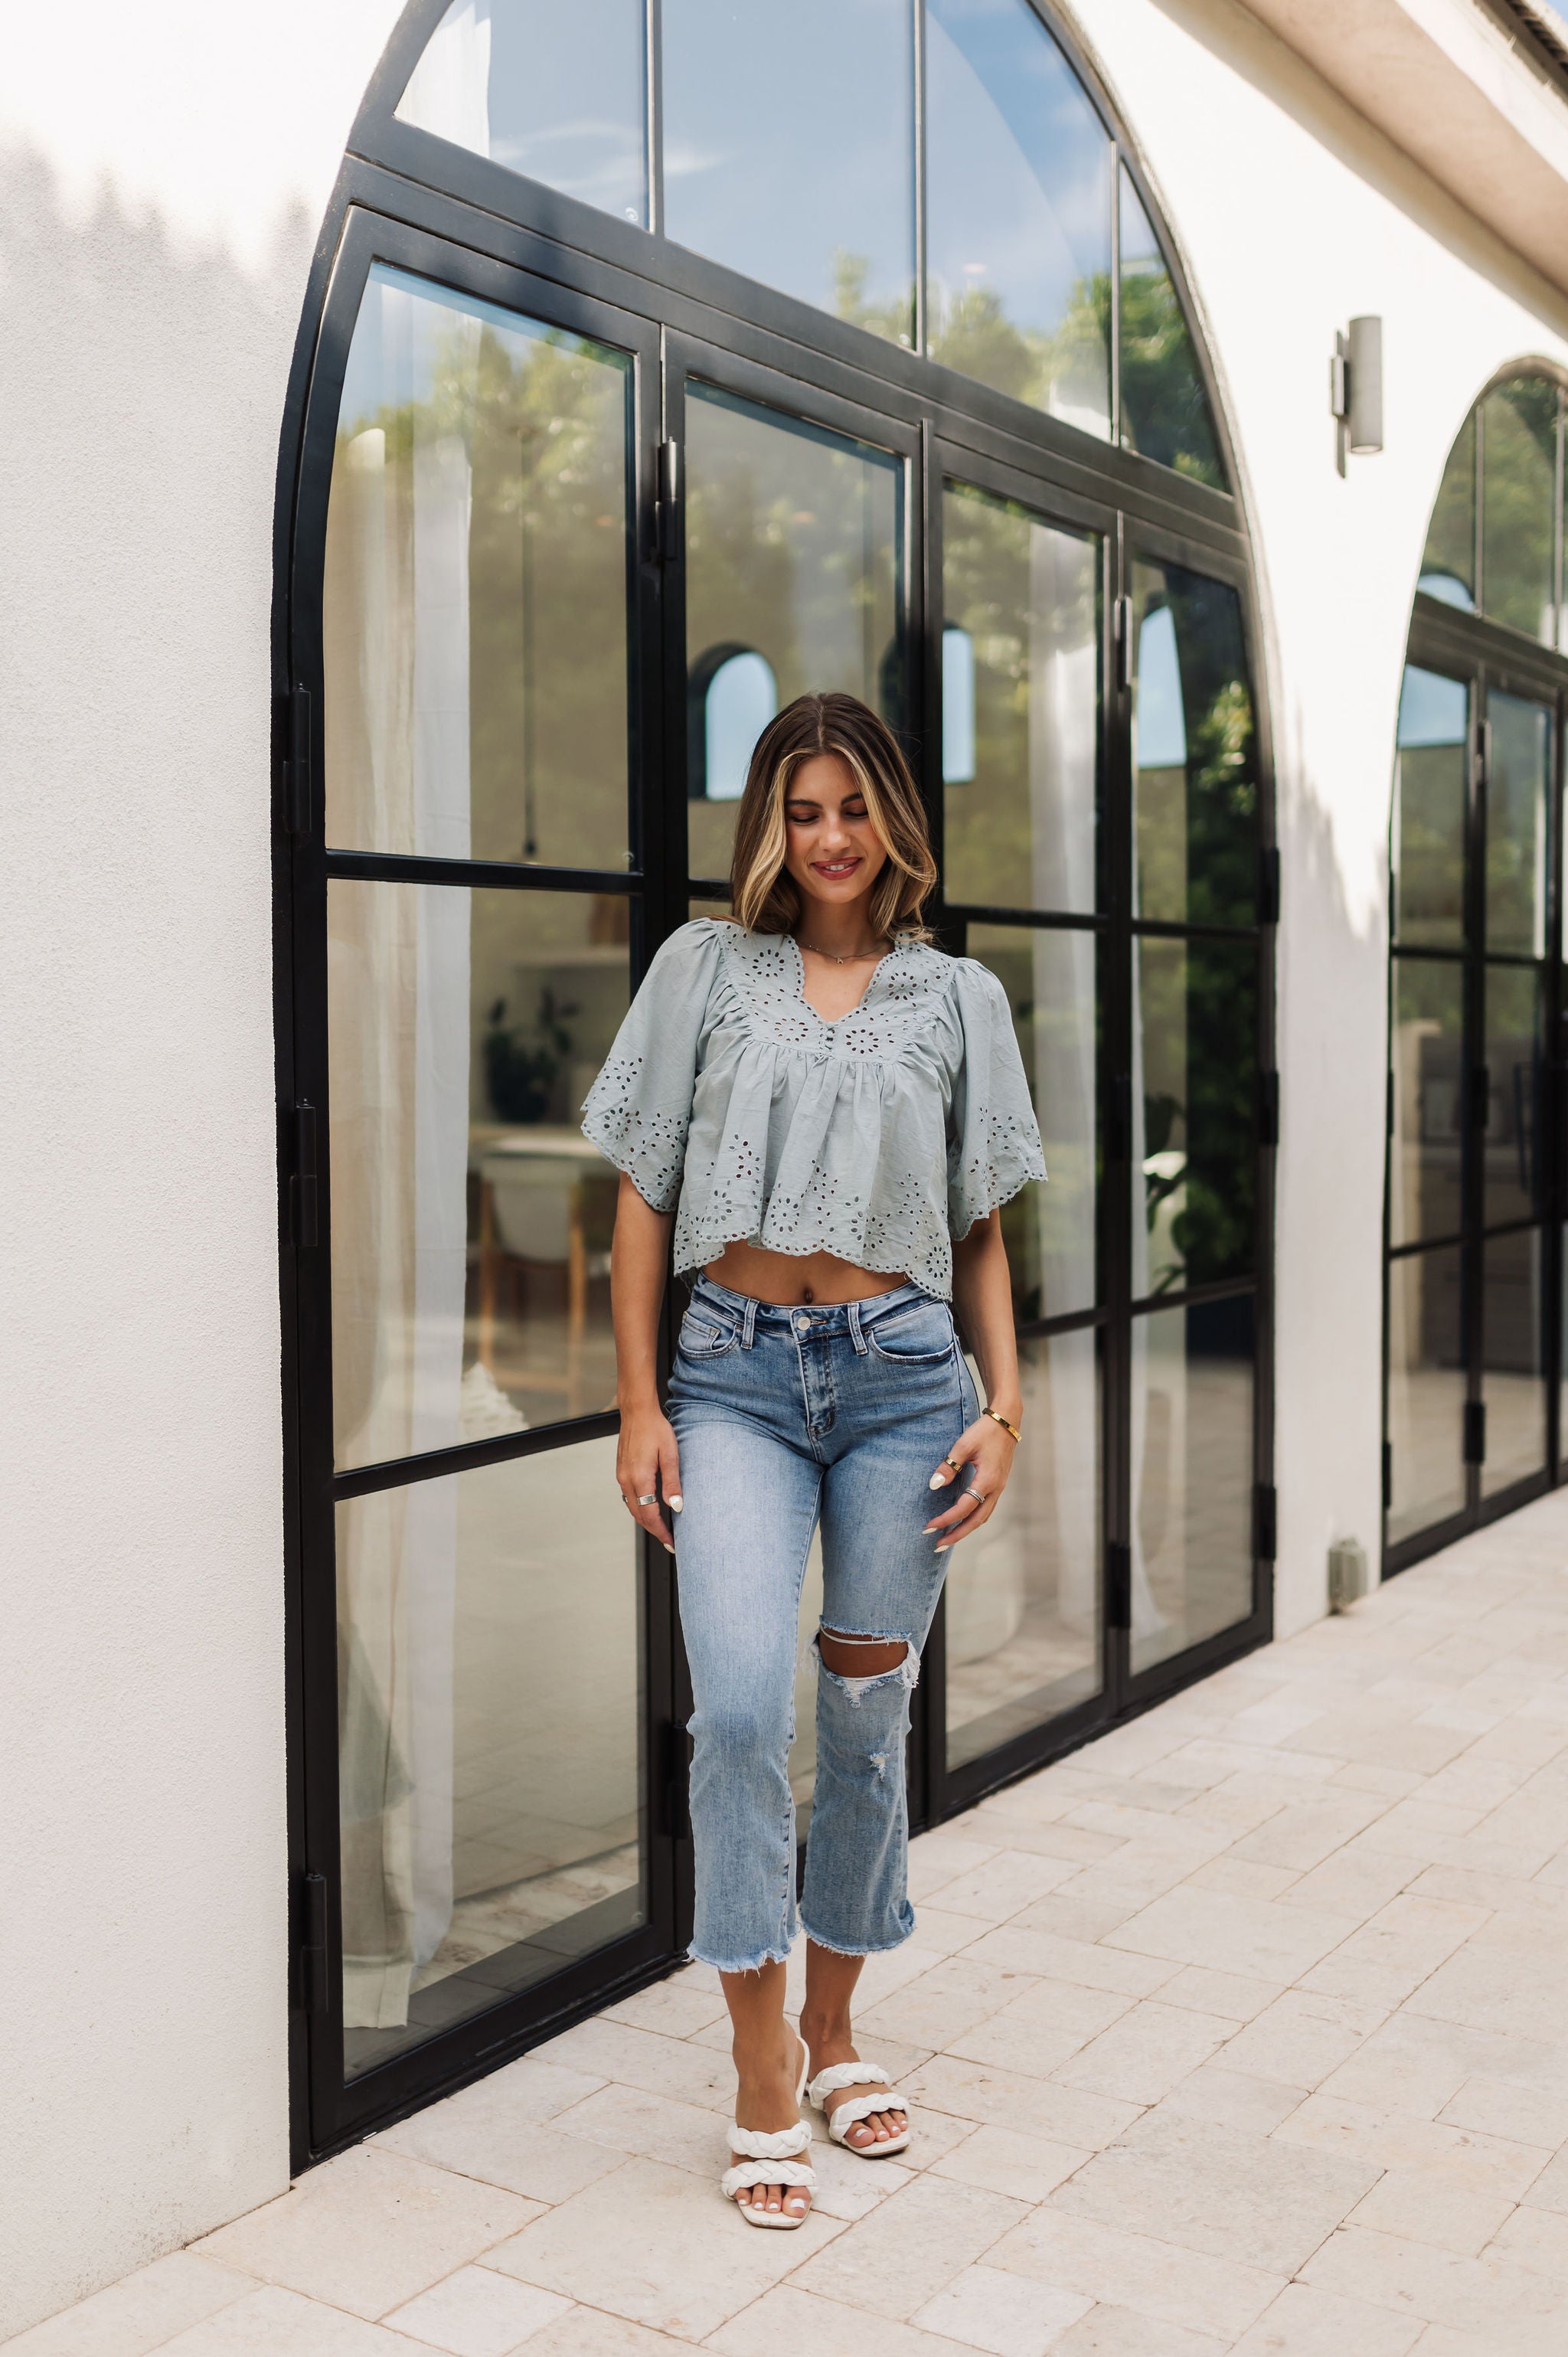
[15,1493,1568,2356]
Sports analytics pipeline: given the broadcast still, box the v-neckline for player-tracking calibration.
[788,934,895,1027]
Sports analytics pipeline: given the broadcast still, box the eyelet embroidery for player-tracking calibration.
[581,920,1047,1300]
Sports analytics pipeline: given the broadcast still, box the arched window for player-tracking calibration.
[1385,371,1567,1573]
[279,0,1270,2158]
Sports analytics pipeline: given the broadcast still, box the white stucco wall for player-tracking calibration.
[1068,0,1568,1637]
[3,0,1568,2332]
[0,3,403,2334]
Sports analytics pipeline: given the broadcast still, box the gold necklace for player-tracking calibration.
[796,937,886,964]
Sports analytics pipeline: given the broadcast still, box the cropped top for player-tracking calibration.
[580,920,1046,1299]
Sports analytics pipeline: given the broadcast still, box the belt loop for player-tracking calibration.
[741,1296,759,1348]
[848,1299,867,1354]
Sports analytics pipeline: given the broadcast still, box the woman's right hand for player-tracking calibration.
[617,1397,683,1552]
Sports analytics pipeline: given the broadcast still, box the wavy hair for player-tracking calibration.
[729,692,937,941]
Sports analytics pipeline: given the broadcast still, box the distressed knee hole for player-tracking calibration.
[818,1628,908,1679]
[812,1629,921,1705]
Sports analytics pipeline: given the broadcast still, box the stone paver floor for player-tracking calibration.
[16,1494,1568,2357]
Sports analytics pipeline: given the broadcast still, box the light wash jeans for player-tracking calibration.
[668,1273,978,1973]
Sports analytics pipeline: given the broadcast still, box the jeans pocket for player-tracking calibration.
[677,1309,739,1361]
[865,1300,956,1364]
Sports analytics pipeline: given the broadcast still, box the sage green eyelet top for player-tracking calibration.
[581,921,1046,1300]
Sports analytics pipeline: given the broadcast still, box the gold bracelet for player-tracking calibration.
[983,1407,1022,1443]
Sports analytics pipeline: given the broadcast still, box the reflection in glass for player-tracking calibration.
[942,485,1098,912]
[926,0,1110,433]
[328,884,629,1469]
[948,1331,1102,1764]
[1119,169,1223,488]
[1387,1247,1465,1545]
[1487,691,1551,956]
[1482,1231,1545,1499]
[1135,938,1256,1296]
[1484,964,1542,1229]
[396,0,648,226]
[1130,1296,1253,1675]
[338,1440,644,2075]
[1389,958,1463,1247]
[1131,560,1258,927]
[1393,666,1468,947]
[684,387,903,879]
[698,650,778,802]
[1480,379,1558,643]
[1418,411,1476,610]
[969,926,1096,1320]
[325,266,632,871]
[664,0,914,343]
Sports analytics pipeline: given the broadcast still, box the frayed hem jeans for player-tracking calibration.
[668,1273,977,1975]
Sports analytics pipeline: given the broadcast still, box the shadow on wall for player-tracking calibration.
[0,143,317,2337]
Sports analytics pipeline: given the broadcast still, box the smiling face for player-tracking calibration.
[781,752,888,918]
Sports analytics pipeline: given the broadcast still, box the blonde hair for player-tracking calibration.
[729,692,937,941]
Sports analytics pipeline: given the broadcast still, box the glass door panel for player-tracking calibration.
[1387,1247,1466,1544]
[1133,936,1256,1297]
[940,482,1099,914]
[1483,964,1543,1230]
[682,383,905,882]
[337,1441,645,2078]
[1482,1231,1547,1497]
[328,881,628,1472]
[1389,958,1464,1246]
[1129,1295,1255,1677]
[324,263,635,871]
[946,1329,1103,1767]
[1393,666,1468,946]
[967,924,1097,1321]
[1486,691,1550,953]
[1129,559,1257,926]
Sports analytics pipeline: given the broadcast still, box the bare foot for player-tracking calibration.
[802,2015,907,2152]
[731,2028,811,2219]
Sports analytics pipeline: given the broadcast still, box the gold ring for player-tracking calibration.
[942,1456,962,1473]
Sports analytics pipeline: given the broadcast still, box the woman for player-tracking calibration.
[582,691,1045,2226]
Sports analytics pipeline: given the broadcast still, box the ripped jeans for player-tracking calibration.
[668,1272,977,1973]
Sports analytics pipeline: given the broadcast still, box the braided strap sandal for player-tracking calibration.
[720,2120,816,2228]
[808,2061,912,2156]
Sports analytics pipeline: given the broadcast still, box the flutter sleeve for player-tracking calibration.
[946,958,1048,1240]
[581,920,725,1213]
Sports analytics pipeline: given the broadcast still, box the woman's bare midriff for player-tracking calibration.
[705,1242,910,1307]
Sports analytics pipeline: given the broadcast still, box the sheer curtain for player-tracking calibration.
[325,280,477,2028]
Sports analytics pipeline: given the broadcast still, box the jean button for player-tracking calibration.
[794,1313,810,1334]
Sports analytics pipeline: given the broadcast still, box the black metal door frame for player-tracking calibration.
[276,95,1275,2171]
[1385,597,1568,1574]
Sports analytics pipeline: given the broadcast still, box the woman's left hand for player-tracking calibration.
[924,1416,1018,1551]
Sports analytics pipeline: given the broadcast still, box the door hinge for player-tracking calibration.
[280,685,312,835]
[1472,716,1491,794]
[1254,1483,1277,1563]
[1112,593,1132,694]
[655,440,681,564]
[290,1100,318,1247]
[1106,1539,1132,1631]
[1382,1440,1393,1510]
[1257,845,1281,927]
[1259,1070,1280,1149]
[1464,1399,1486,1465]
[296,1871,330,2013]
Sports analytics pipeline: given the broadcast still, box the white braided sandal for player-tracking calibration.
[808,2060,912,2157]
[720,2042,815,2228]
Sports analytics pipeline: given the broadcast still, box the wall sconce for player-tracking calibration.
[1330,315,1383,474]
